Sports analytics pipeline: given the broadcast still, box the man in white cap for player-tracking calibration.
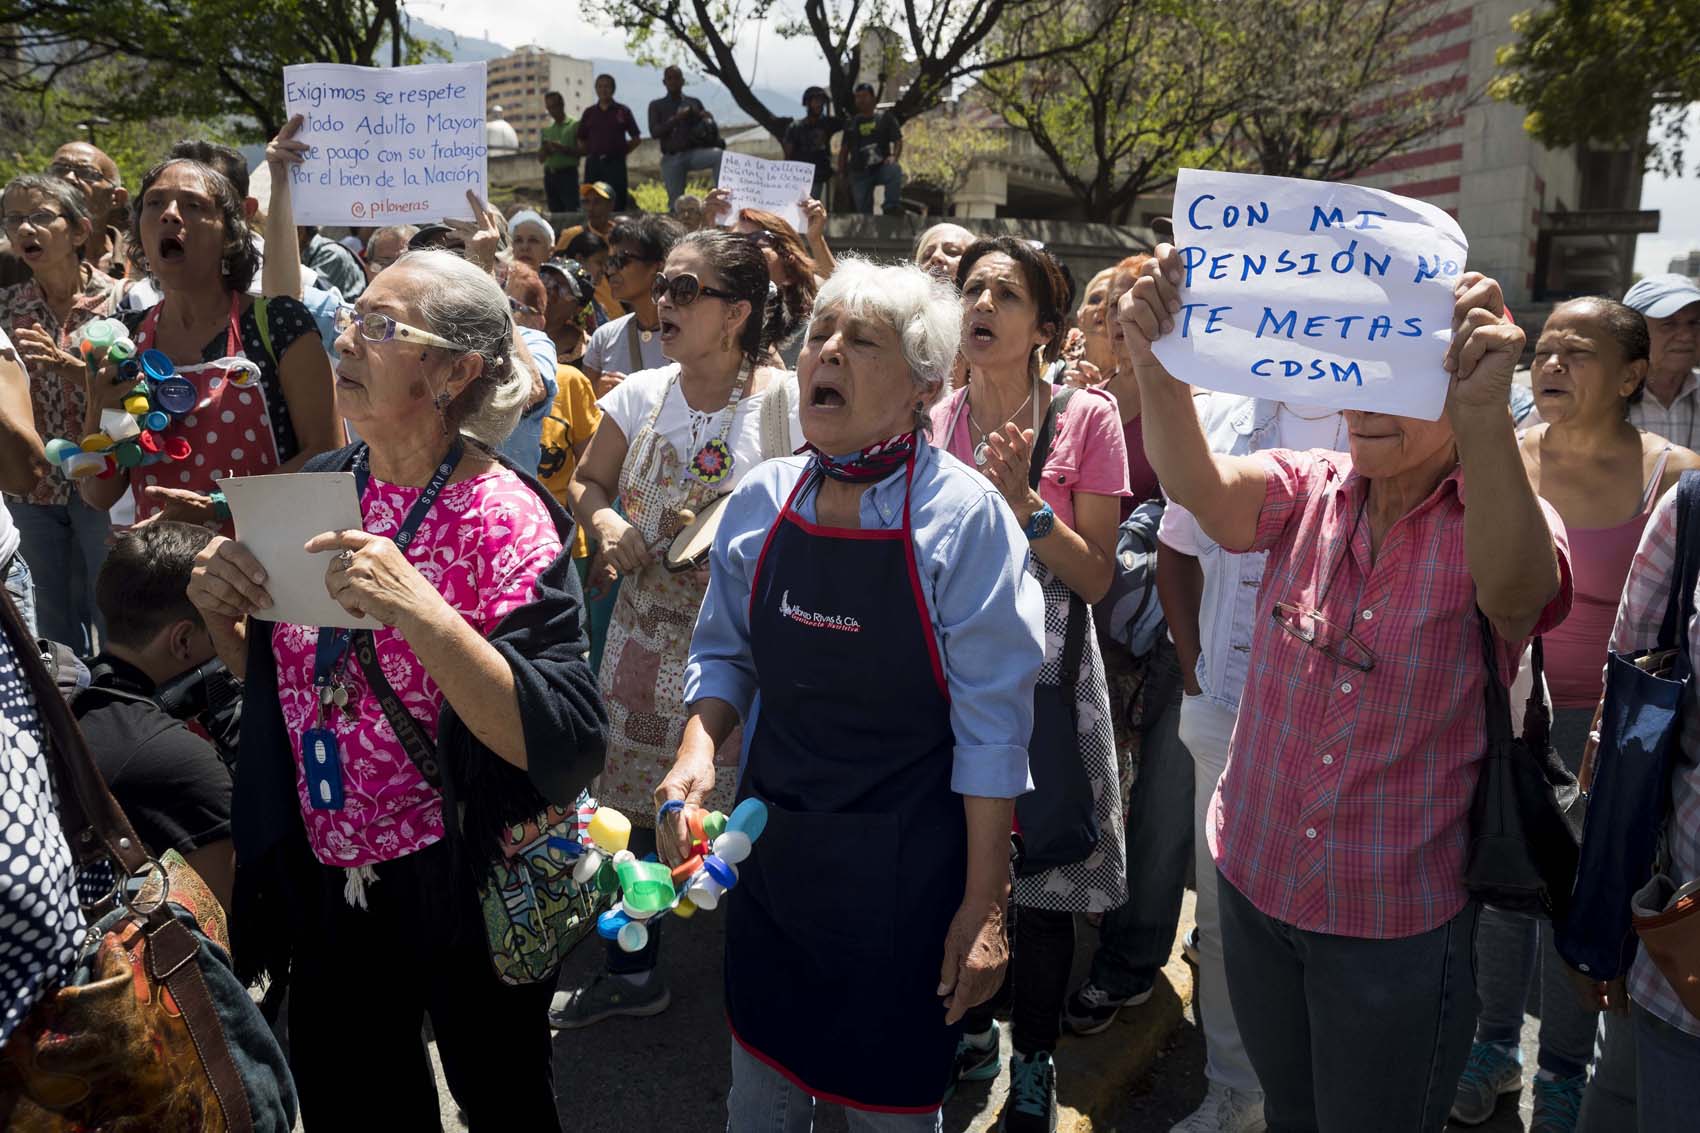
[1623,273,1700,448]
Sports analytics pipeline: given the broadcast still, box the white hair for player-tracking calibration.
[807,257,961,393]
[392,249,528,449]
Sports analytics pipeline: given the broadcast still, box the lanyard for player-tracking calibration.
[312,440,464,695]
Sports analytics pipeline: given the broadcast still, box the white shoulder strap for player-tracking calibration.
[761,375,795,460]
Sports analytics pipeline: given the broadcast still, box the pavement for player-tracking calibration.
[415,884,1555,1133]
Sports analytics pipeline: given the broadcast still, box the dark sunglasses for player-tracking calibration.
[651,272,738,307]
[741,230,776,249]
[607,251,655,272]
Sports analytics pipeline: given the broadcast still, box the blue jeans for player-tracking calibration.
[1220,876,1479,1132]
[1581,1005,1700,1133]
[726,1040,942,1132]
[850,163,903,214]
[1088,640,1191,999]
[4,551,35,636]
[8,497,109,653]
[661,147,724,206]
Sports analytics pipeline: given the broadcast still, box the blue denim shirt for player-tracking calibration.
[498,327,558,471]
[684,443,1044,798]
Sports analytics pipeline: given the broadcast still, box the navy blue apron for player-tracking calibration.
[726,454,965,1112]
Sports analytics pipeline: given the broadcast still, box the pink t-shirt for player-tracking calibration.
[930,385,1131,530]
[272,466,562,868]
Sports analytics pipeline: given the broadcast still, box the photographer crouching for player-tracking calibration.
[72,522,237,911]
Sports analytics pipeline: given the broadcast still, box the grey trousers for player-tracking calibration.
[1220,875,1479,1132]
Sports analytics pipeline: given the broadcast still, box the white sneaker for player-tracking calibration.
[1169,1081,1266,1133]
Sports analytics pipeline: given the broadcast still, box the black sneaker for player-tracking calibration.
[945,1021,1001,1102]
[1002,1049,1057,1132]
[1061,980,1152,1035]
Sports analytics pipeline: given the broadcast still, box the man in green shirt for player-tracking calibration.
[540,90,580,214]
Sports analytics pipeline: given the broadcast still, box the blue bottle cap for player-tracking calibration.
[143,410,171,432]
[596,907,631,941]
[118,359,140,381]
[139,349,175,382]
[152,376,197,415]
[702,855,736,888]
[727,798,769,842]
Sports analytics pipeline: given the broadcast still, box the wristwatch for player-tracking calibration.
[1024,502,1055,541]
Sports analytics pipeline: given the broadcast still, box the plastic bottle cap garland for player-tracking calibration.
[43,319,201,481]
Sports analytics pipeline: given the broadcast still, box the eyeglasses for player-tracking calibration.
[1270,601,1377,674]
[741,230,776,249]
[508,296,541,317]
[606,251,655,273]
[652,272,738,308]
[333,306,463,352]
[49,162,111,187]
[2,210,63,231]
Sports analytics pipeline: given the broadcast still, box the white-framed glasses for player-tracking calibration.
[333,305,463,352]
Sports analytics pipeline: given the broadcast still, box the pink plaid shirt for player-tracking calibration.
[1208,449,1573,939]
[1611,484,1700,1037]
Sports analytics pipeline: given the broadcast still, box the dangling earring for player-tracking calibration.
[721,331,731,353]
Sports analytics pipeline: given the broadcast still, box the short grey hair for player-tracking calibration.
[368,224,418,251]
[3,174,93,250]
[392,249,528,449]
[807,257,961,393]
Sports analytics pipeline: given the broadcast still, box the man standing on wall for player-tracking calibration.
[580,74,643,212]
[649,66,724,209]
[838,83,903,216]
[540,90,581,214]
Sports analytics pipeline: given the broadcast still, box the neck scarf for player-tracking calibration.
[804,431,917,483]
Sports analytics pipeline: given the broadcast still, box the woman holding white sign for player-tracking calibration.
[76,158,339,526]
[1119,244,1572,1133]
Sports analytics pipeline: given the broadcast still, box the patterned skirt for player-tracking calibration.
[1012,563,1129,914]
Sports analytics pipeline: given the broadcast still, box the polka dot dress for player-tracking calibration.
[0,631,85,1044]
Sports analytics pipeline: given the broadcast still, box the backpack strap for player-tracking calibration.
[1657,470,1700,655]
[253,295,277,368]
[760,376,795,460]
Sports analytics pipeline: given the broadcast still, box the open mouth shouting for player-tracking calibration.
[156,233,187,264]
[966,319,996,346]
[658,315,682,343]
[807,374,847,410]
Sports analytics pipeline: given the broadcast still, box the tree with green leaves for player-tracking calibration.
[1492,0,1700,176]
[975,0,1240,222]
[897,106,1005,213]
[1221,0,1479,180]
[580,0,1110,144]
[0,63,237,192]
[0,0,439,140]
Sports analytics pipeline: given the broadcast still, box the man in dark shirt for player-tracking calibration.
[648,65,724,209]
[838,82,904,216]
[580,74,644,212]
[74,523,234,911]
[782,86,843,201]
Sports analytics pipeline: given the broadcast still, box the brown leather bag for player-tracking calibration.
[0,591,273,1132]
[1633,873,1700,1017]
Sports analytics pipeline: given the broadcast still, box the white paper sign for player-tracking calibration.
[218,472,372,630]
[1151,168,1469,420]
[715,150,817,232]
[282,62,488,227]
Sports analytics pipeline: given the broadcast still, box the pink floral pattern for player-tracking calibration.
[272,467,562,867]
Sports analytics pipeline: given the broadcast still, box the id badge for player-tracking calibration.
[302,727,345,810]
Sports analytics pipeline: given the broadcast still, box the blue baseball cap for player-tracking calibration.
[1623,273,1700,319]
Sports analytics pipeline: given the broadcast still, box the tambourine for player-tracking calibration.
[662,492,730,574]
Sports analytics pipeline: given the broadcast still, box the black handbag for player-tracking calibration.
[1464,617,1582,919]
[1013,389,1100,876]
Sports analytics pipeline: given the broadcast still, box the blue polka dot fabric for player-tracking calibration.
[0,629,85,1044]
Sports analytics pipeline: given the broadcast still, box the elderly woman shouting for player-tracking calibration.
[1119,246,1573,1133]
[186,249,605,1132]
[658,259,1045,1128]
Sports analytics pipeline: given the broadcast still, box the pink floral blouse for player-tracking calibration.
[273,466,562,868]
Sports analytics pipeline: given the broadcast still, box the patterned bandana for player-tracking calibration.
[803,432,917,483]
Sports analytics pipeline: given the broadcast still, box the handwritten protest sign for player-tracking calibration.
[715,150,816,232]
[1150,168,1469,420]
[282,62,488,227]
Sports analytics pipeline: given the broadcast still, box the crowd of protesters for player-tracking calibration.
[1,68,1699,1133]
